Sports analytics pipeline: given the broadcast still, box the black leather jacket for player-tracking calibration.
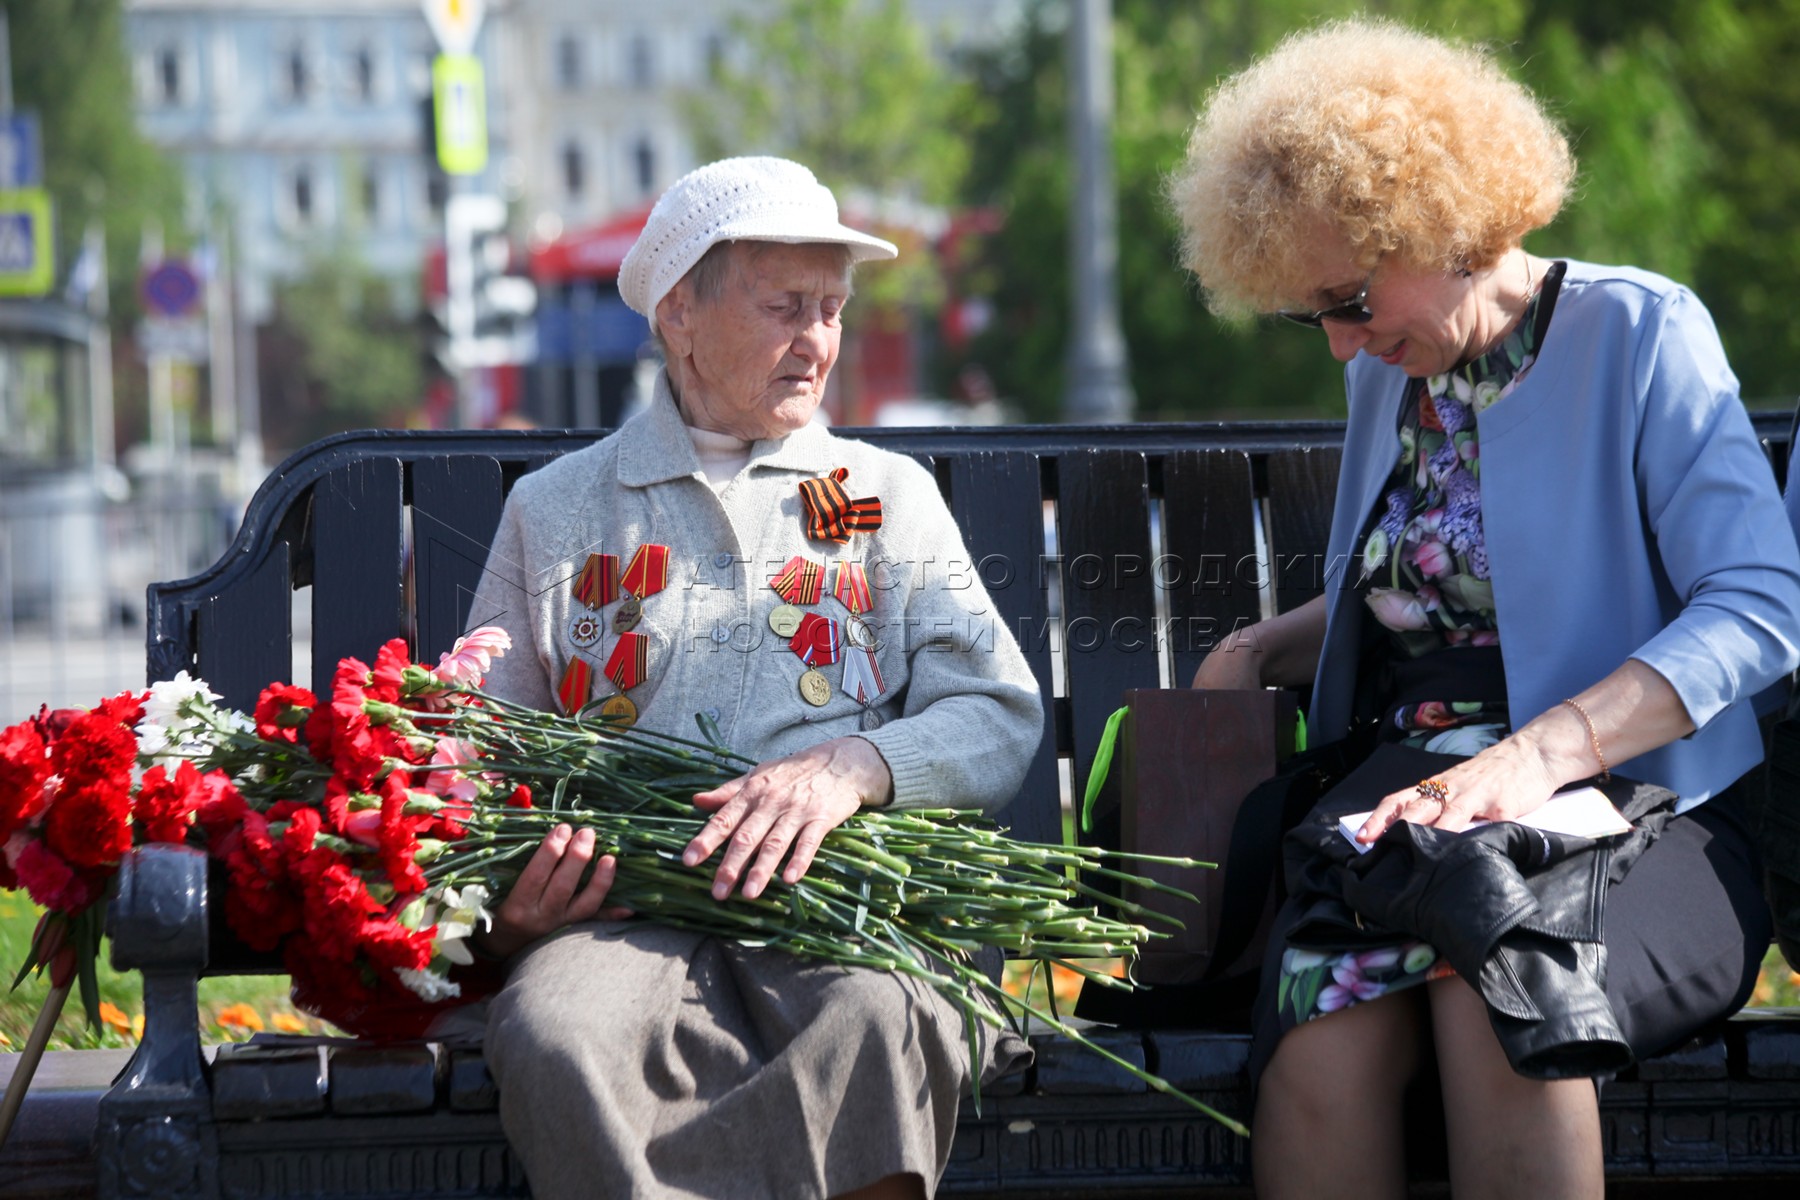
[1282,745,1675,1079]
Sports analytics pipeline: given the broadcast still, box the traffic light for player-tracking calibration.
[442,194,535,368]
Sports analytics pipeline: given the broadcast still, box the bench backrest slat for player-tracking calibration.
[311,458,408,691]
[1055,450,1162,836]
[1160,449,1263,689]
[197,540,295,713]
[1265,448,1344,615]
[412,455,508,666]
[945,450,1060,846]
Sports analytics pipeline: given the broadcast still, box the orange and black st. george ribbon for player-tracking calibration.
[800,468,882,544]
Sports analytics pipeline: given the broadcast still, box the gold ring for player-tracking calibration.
[1415,778,1450,806]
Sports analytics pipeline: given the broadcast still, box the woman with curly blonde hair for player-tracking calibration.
[1177,19,1800,1200]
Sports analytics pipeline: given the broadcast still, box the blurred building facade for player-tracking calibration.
[124,0,510,324]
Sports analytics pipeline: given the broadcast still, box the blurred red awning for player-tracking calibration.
[529,205,655,283]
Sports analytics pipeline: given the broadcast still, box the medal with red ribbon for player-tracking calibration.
[573,552,619,609]
[771,554,825,605]
[799,468,882,544]
[615,543,670,633]
[557,658,594,717]
[841,643,885,708]
[789,611,839,707]
[833,560,879,651]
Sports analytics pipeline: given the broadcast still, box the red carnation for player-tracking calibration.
[191,772,247,847]
[12,840,102,913]
[43,777,134,870]
[507,784,533,810]
[93,690,147,727]
[369,639,412,703]
[0,722,53,842]
[254,683,318,745]
[50,712,137,795]
[134,761,203,844]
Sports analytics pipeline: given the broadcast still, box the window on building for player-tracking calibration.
[633,138,655,196]
[563,141,586,199]
[281,44,311,102]
[426,170,448,216]
[556,33,581,90]
[627,33,655,89]
[156,47,182,105]
[293,167,316,224]
[350,46,377,103]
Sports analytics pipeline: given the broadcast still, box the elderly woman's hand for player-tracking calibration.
[478,824,635,959]
[1356,735,1562,843]
[681,737,893,901]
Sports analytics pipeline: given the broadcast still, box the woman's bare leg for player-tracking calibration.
[1253,988,1427,1199]
[1429,977,1602,1200]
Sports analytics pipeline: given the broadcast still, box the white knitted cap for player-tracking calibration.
[618,157,898,330]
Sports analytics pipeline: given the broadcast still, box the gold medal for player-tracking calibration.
[768,604,804,638]
[599,694,638,727]
[612,595,643,634]
[799,668,831,707]
[859,708,883,731]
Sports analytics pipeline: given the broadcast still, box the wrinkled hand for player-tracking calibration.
[1356,735,1561,844]
[682,737,892,901]
[480,824,633,959]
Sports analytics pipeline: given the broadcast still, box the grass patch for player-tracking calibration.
[0,893,335,1051]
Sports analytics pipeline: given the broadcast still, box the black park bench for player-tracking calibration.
[14,414,1800,1199]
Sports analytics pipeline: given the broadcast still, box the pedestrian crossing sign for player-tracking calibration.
[432,55,488,176]
[0,188,52,297]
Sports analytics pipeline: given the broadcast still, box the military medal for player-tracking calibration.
[799,669,832,707]
[768,604,804,638]
[771,554,825,606]
[788,611,840,706]
[604,631,648,693]
[833,561,878,650]
[799,468,884,544]
[557,658,594,716]
[573,553,619,609]
[841,631,885,728]
[614,544,669,633]
[859,708,883,731]
[599,695,638,727]
[569,613,603,648]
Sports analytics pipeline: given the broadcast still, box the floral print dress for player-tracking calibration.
[1276,262,1565,1029]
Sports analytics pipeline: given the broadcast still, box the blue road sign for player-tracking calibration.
[0,115,42,188]
[141,260,202,317]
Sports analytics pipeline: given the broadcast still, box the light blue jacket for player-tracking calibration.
[1310,260,1800,810]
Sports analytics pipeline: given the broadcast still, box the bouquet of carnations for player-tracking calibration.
[0,631,1241,1133]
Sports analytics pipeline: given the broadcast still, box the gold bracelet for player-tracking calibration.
[1561,697,1611,783]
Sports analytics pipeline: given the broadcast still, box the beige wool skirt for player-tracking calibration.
[481,919,1031,1200]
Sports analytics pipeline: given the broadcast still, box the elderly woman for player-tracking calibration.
[1173,20,1800,1200]
[461,157,1039,1200]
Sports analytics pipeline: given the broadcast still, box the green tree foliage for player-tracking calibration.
[685,0,985,311]
[1,0,184,312]
[960,0,1800,417]
[264,247,422,447]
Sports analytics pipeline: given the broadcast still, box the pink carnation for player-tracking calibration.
[432,627,512,688]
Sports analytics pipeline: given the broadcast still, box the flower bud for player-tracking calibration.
[413,839,448,864]
[361,699,403,724]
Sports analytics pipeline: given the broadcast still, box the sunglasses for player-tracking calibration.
[1278,274,1375,328]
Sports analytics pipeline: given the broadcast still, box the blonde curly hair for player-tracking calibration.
[1170,18,1574,318]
